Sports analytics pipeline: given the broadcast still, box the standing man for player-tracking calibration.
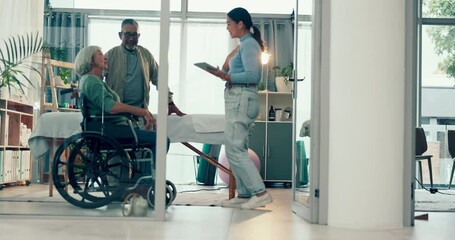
[105,18,185,129]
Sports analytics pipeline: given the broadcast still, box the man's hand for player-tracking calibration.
[142,110,157,130]
[168,103,185,116]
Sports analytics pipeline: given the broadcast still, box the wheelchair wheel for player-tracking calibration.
[146,184,174,208]
[52,132,130,209]
[166,180,177,202]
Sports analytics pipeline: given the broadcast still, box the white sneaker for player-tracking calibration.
[221,197,250,208]
[240,192,273,210]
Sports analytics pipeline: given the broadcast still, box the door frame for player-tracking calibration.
[291,0,329,224]
[292,0,417,226]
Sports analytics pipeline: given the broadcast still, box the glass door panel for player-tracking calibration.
[292,0,315,221]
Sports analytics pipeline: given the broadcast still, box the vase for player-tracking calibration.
[275,77,292,92]
[54,76,64,86]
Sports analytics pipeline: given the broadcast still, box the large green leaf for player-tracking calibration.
[0,32,43,93]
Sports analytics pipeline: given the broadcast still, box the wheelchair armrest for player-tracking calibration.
[88,113,134,121]
[82,114,140,146]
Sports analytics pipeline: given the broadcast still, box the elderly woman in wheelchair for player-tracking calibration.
[52,46,176,209]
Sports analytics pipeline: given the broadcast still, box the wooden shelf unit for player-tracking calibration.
[41,57,80,113]
[0,99,34,186]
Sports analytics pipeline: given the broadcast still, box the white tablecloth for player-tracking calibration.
[28,112,225,160]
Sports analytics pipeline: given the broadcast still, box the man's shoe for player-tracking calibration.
[240,192,272,210]
[221,197,249,208]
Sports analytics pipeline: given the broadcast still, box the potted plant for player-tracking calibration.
[0,32,43,96]
[272,63,293,92]
[258,80,266,91]
[55,68,72,86]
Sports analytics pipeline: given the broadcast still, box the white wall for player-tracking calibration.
[327,0,405,229]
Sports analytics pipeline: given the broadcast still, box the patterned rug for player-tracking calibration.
[415,189,455,212]
[171,184,229,207]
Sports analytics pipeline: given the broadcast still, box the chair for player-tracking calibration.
[415,127,435,192]
[446,130,455,189]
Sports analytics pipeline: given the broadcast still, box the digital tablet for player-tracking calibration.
[194,62,217,72]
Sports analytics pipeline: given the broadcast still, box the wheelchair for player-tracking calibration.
[51,100,176,209]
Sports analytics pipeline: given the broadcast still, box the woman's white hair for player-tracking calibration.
[74,45,102,76]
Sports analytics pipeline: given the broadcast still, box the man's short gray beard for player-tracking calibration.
[125,44,136,50]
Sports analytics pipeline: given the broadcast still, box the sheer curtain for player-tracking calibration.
[179,21,229,114]
[0,0,44,104]
[44,11,87,62]
[178,19,294,109]
[1,0,44,38]
[43,11,87,104]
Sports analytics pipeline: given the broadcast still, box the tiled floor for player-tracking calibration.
[1,184,455,240]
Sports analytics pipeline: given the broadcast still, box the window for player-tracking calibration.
[188,0,306,14]
[49,0,312,15]
[420,0,455,187]
[421,25,455,87]
[422,0,455,18]
[45,1,308,186]
[49,0,181,11]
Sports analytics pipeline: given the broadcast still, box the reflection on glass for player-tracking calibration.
[295,137,310,206]
[419,3,455,212]
[421,24,455,186]
[1,0,313,218]
[293,21,312,207]
[422,25,455,87]
[422,0,455,19]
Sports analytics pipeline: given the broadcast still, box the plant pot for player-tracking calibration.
[54,76,64,86]
[275,77,292,92]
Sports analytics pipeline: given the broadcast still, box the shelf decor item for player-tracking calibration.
[272,63,293,92]
[57,68,72,85]
[282,107,293,121]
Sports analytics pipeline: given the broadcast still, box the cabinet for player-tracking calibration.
[41,57,80,113]
[0,99,33,187]
[249,91,293,185]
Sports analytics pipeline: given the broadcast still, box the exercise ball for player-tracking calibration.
[218,149,261,185]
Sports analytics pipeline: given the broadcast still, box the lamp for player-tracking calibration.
[261,51,271,65]
[261,51,271,90]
